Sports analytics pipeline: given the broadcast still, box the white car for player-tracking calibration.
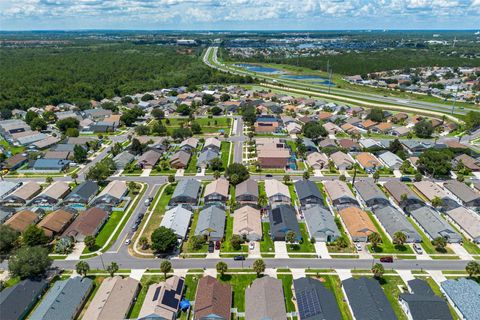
[249,242,255,250]
[125,239,131,245]
[355,243,363,251]
[413,243,423,254]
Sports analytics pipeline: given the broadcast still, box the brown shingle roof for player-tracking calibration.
[63,207,108,239]
[194,276,232,320]
[338,206,377,238]
[37,209,74,237]
[5,210,39,232]
[8,181,41,201]
[4,153,27,169]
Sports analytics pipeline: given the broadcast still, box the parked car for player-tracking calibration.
[413,243,423,254]
[355,243,363,251]
[233,255,245,261]
[208,242,214,253]
[215,241,221,250]
[265,174,273,178]
[249,242,255,250]
[380,256,394,263]
[125,239,131,245]
[400,176,412,182]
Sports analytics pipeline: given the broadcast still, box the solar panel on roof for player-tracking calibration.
[176,278,184,294]
[152,286,162,301]
[297,289,322,318]
[272,209,282,224]
[161,289,180,309]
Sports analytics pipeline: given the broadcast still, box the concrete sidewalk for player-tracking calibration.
[314,242,331,259]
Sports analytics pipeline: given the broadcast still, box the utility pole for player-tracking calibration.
[451,87,459,115]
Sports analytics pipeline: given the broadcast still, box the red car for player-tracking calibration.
[380,256,394,263]
[215,241,221,250]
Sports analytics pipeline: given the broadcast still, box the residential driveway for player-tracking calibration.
[274,241,288,258]
[130,269,146,281]
[397,270,415,284]
[66,242,85,260]
[140,169,151,177]
[336,269,352,281]
[314,169,323,177]
[249,241,261,258]
[393,169,402,178]
[196,168,205,176]
[314,242,331,259]
[449,243,473,260]
[175,169,184,177]
[357,243,373,259]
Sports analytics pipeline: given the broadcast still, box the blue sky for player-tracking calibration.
[0,0,479,31]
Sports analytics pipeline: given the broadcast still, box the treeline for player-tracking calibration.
[0,44,252,110]
[225,48,480,75]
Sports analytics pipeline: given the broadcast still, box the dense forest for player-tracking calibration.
[0,44,251,110]
[223,48,480,75]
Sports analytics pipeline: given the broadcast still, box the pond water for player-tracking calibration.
[235,63,283,74]
[281,75,336,86]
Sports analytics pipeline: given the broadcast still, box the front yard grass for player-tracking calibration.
[312,274,353,320]
[217,274,257,312]
[260,222,275,255]
[406,216,456,255]
[287,223,315,254]
[376,276,408,320]
[287,183,298,206]
[221,214,248,253]
[277,274,296,313]
[366,211,414,254]
[181,210,208,254]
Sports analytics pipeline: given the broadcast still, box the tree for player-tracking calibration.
[160,260,172,280]
[66,127,80,137]
[241,105,257,124]
[76,261,90,277]
[373,171,380,183]
[55,237,73,254]
[121,107,144,126]
[74,145,88,163]
[84,235,96,251]
[414,172,422,182]
[151,227,178,253]
[336,236,349,249]
[171,128,193,141]
[371,263,385,278]
[202,94,215,105]
[45,176,53,184]
[303,171,310,180]
[106,262,119,277]
[253,259,266,277]
[139,236,149,250]
[121,96,133,104]
[368,232,382,249]
[151,108,165,120]
[141,93,154,101]
[71,172,78,184]
[30,117,47,131]
[210,106,223,116]
[285,231,296,245]
[392,231,407,247]
[168,175,175,183]
[209,157,223,172]
[151,121,167,136]
[128,181,140,195]
[303,121,328,140]
[86,158,116,182]
[465,111,480,131]
[57,117,80,132]
[367,108,384,122]
[176,104,191,116]
[135,125,150,135]
[431,196,444,208]
[257,194,268,208]
[0,225,19,256]
[432,236,447,252]
[414,120,434,138]
[187,235,205,251]
[417,149,453,178]
[216,261,228,276]
[283,175,291,184]
[230,234,243,250]
[22,225,49,247]
[465,261,480,277]
[213,171,221,179]
[389,139,403,154]
[25,110,39,125]
[130,138,146,155]
[339,174,346,182]
[110,142,123,157]
[8,246,52,279]
[225,163,249,185]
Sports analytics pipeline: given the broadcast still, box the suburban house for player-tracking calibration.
[378,151,403,170]
[445,206,480,243]
[233,205,262,241]
[137,150,161,169]
[409,206,461,243]
[269,204,301,241]
[372,122,392,134]
[83,276,140,320]
[63,181,99,206]
[323,122,342,134]
[160,206,193,239]
[254,115,280,133]
[342,277,397,320]
[443,180,480,208]
[203,137,221,152]
[302,137,318,152]
[329,151,354,170]
[354,179,391,208]
[90,180,128,210]
[4,153,27,171]
[170,150,191,169]
[32,159,70,172]
[29,277,93,320]
[265,179,290,205]
[306,152,329,170]
[337,139,360,152]
[29,181,70,207]
[235,178,258,206]
[454,154,480,172]
[138,276,185,320]
[413,180,459,210]
[196,149,219,169]
[180,137,199,151]
[373,205,421,243]
[295,179,324,207]
[113,151,135,169]
[37,209,75,238]
[193,276,232,320]
[399,279,453,320]
[286,122,302,134]
[0,278,49,320]
[169,179,201,207]
[43,151,70,160]
[356,152,382,173]
[4,209,40,232]
[63,207,109,242]
[2,181,42,206]
[390,126,410,136]
[245,277,287,320]
[0,181,21,200]
[293,277,342,320]
[318,138,337,148]
[303,205,340,242]
[204,178,229,205]
[441,278,480,320]
[323,180,359,209]
[338,206,377,242]
[257,146,290,169]
[384,180,423,213]
[194,206,226,241]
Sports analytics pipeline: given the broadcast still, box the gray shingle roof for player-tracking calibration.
[195,205,226,240]
[171,179,200,202]
[303,205,340,242]
[342,277,397,320]
[293,277,342,320]
[355,179,390,207]
[0,279,48,320]
[373,205,421,243]
[443,180,480,205]
[441,278,480,320]
[197,149,219,166]
[295,180,322,203]
[269,204,301,241]
[30,277,93,320]
[113,151,134,168]
[160,206,193,239]
[410,206,461,243]
[64,181,99,203]
[245,276,287,320]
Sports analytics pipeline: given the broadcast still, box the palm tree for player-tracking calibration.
[373,171,380,183]
[257,194,268,209]
[71,172,78,184]
[431,196,444,208]
[431,236,447,252]
[253,259,266,277]
[371,263,385,278]
[283,175,291,184]
[76,261,90,277]
[216,262,228,277]
[303,171,310,180]
[214,171,221,179]
[465,261,480,277]
[106,262,119,277]
[392,231,407,247]
[160,260,172,280]
[368,232,382,249]
[46,176,53,184]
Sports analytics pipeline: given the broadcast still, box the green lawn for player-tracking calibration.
[287,223,315,254]
[316,183,328,206]
[220,141,230,169]
[128,275,163,318]
[406,216,456,255]
[163,117,231,134]
[0,138,25,155]
[217,274,257,312]
[184,274,201,300]
[185,152,198,173]
[83,210,123,253]
[366,212,414,254]
[260,222,275,255]
[182,210,208,254]
[316,275,353,320]
[277,274,296,313]
[287,183,298,206]
[377,276,408,320]
[327,216,356,253]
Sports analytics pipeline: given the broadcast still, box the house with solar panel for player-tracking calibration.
[269,204,301,241]
[138,276,185,319]
[293,277,342,320]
